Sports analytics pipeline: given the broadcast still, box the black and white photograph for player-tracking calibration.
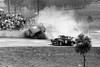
[0,0,99,46]
[0,0,99,67]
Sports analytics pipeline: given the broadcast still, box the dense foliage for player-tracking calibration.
[75,34,91,54]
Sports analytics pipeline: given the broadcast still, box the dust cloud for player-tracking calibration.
[37,6,82,39]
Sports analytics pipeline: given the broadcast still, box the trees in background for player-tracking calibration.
[7,0,10,14]
[4,0,94,14]
[48,0,93,10]
[4,0,24,14]
[4,0,47,14]
[22,0,47,13]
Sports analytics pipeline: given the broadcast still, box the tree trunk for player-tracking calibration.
[37,0,40,14]
[8,0,10,14]
[83,54,86,67]
[14,4,17,14]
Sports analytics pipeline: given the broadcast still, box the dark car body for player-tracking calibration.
[51,35,75,46]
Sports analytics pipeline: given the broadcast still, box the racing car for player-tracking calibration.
[51,35,75,46]
[24,23,47,39]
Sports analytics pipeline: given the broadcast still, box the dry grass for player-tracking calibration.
[0,47,99,67]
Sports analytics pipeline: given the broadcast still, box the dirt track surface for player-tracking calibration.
[0,37,99,47]
[0,38,51,47]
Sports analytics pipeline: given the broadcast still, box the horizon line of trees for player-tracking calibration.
[4,0,94,14]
